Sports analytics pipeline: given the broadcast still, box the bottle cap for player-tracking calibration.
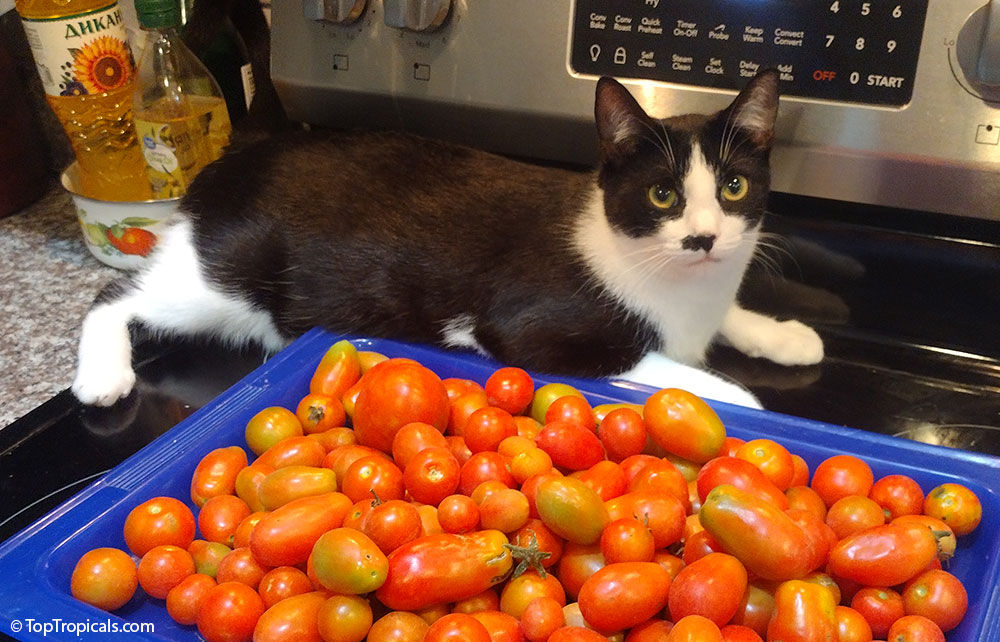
[134,0,181,29]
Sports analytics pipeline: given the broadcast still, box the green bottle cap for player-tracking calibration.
[134,0,181,29]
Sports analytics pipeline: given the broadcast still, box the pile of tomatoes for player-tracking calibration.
[69,340,984,642]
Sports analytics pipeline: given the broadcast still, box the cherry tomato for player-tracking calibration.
[730,583,774,637]
[362,499,423,554]
[578,562,672,633]
[901,569,968,632]
[464,406,519,453]
[309,339,362,400]
[575,460,627,502]
[316,594,374,642]
[833,606,874,642]
[323,444,385,488]
[188,539,231,578]
[250,492,352,567]
[341,455,405,503]
[353,359,450,453]
[437,494,481,533]
[868,474,924,521]
[376,530,513,611]
[665,615,724,642]
[521,596,566,642]
[366,611,429,642]
[469,610,523,642]
[70,547,138,611]
[556,542,606,600]
[245,408,303,456]
[234,462,274,512]
[886,615,945,642]
[311,528,388,594]
[851,587,904,640]
[197,581,266,642]
[296,393,347,435]
[453,588,501,614]
[682,529,723,565]
[789,454,810,488]
[735,439,795,491]
[215,546,269,589]
[253,591,326,642]
[627,458,690,511]
[643,388,725,463]
[535,420,605,471]
[719,624,763,642]
[605,490,686,549]
[627,619,676,642]
[669,553,747,627]
[165,573,216,625]
[137,544,196,599]
[485,366,535,415]
[479,488,530,533]
[459,451,514,495]
[191,446,249,507]
[597,407,647,462]
[232,512,265,549]
[810,454,874,508]
[828,522,938,587]
[258,566,313,609]
[256,436,327,469]
[425,613,492,642]
[697,456,788,510]
[767,579,839,642]
[923,482,982,536]
[511,447,555,485]
[825,495,886,539]
[123,496,196,556]
[528,383,586,424]
[600,517,655,564]
[545,395,596,432]
[499,569,567,619]
[391,421,448,469]
[536,476,608,545]
[308,426,357,452]
[198,494,252,546]
[449,390,490,436]
[257,465,337,510]
[785,485,828,521]
[891,514,956,563]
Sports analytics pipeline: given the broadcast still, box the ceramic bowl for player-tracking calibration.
[60,162,180,270]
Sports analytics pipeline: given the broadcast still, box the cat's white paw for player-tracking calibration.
[747,319,824,365]
[72,362,136,406]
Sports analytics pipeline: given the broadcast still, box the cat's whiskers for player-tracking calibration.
[637,119,675,169]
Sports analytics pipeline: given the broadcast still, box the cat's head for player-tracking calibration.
[593,71,779,273]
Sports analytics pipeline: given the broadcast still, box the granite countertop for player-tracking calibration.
[0,180,118,428]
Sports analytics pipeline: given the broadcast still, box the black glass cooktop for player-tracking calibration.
[1,194,999,546]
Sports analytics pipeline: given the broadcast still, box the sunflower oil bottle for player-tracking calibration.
[15,0,152,201]
[132,0,231,199]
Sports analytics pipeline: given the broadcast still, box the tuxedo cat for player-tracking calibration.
[72,71,822,407]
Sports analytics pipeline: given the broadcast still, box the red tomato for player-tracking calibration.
[528,383,586,424]
[901,569,968,632]
[557,542,606,600]
[605,490,685,549]
[767,580,839,642]
[464,406,519,453]
[308,426,357,452]
[198,494,252,546]
[735,439,795,491]
[166,573,216,625]
[851,587,904,640]
[469,611,524,642]
[521,596,566,642]
[578,562,672,633]
[191,446,249,506]
[479,488,530,533]
[696,456,788,510]
[665,615,724,642]
[257,465,337,510]
[485,366,535,415]
[188,539,231,578]
[252,591,326,642]
[785,485,828,522]
[453,588,501,614]
[729,583,774,637]
[626,619,675,642]
[682,529,723,565]
[234,462,274,513]
[511,447,555,485]
[323,444,385,487]
[443,377,485,401]
[309,340,362,400]
[437,494,481,533]
[535,476,609,545]
[535,420,605,471]
[668,553,747,627]
[810,454,874,508]
[789,454,810,488]
[825,495,885,539]
[449,390,490,436]
[375,530,513,611]
[311,528,389,594]
[886,615,946,642]
[256,436,327,469]
[923,482,982,536]
[643,388,725,463]
[391,421,448,469]
[341,455,405,503]
[316,594,373,642]
[719,624,763,642]
[698,485,814,581]
[362,499,423,555]
[597,407,647,462]
[296,393,346,435]
[137,544,196,599]
[403,446,461,505]
[575,460,627,502]
[834,605,873,642]
[828,522,938,587]
[250,492,352,567]
[216,546,269,589]
[123,496,196,556]
[258,566,313,609]
[353,359,450,453]
[459,451,514,495]
[425,613,492,642]
[544,395,596,432]
[70,547,138,611]
[245,408,303,456]
[366,611,428,642]
[511,519,564,569]
[600,518,655,563]
[499,569,567,619]
[627,458,691,511]
[868,474,924,521]
[197,581,266,642]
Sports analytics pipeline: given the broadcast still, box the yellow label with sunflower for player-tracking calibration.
[20,3,135,97]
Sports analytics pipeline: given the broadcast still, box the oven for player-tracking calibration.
[1,0,998,549]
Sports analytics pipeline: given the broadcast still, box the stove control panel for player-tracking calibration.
[570,0,928,107]
[271,0,1000,219]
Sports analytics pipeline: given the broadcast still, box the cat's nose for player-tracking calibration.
[682,234,716,253]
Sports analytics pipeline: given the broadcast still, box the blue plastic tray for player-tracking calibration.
[0,328,997,641]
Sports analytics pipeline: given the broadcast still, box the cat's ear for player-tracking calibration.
[595,77,652,162]
[724,69,780,148]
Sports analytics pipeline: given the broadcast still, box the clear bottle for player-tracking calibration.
[132,0,232,199]
[15,0,152,201]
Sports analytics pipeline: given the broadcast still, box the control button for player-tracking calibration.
[588,12,608,30]
[708,24,730,41]
[673,19,698,38]
[384,0,451,32]
[304,0,367,25]
[413,63,431,81]
[637,16,663,35]
[613,14,634,33]
[705,57,725,76]
[976,124,1000,144]
[614,47,627,65]
[813,69,838,82]
[638,50,657,69]
[739,60,762,78]
[589,44,601,62]
[332,54,349,71]
[671,54,693,72]
[743,25,765,44]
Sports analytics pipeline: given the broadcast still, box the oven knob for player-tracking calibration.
[303,0,367,24]
[383,0,451,32]
[955,0,1000,100]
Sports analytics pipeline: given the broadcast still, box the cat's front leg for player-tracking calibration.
[720,304,824,366]
[72,280,139,406]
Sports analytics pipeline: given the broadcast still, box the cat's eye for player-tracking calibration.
[647,184,678,209]
[722,175,749,201]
